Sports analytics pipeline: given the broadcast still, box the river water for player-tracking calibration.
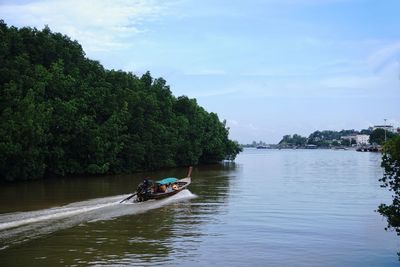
[0,149,398,266]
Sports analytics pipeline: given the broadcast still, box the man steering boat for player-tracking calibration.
[136,178,151,202]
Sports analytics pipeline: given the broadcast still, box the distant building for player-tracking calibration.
[355,134,369,145]
[341,134,369,145]
[373,125,395,133]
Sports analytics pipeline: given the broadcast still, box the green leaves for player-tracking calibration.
[0,21,241,181]
[0,88,50,180]
[378,136,400,251]
[370,128,396,145]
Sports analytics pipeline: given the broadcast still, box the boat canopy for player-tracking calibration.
[156,177,178,185]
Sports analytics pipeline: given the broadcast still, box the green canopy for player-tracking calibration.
[156,177,178,185]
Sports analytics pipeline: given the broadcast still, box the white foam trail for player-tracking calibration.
[0,190,196,231]
[0,190,197,251]
[0,203,117,231]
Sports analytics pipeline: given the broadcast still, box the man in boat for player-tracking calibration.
[136,178,151,201]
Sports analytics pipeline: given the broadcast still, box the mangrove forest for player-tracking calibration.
[0,21,241,181]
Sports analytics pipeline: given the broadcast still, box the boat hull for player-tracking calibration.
[136,177,191,202]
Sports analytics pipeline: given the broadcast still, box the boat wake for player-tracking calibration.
[0,189,196,250]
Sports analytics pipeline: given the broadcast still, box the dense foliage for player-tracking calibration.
[0,21,241,181]
[279,134,307,146]
[378,136,400,258]
[370,128,396,145]
[308,130,358,146]
[378,136,400,232]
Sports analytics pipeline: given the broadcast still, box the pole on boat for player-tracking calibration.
[119,192,137,203]
[187,166,193,178]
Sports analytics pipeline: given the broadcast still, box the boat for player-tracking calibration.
[120,167,192,203]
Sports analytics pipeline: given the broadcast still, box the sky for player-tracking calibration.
[1,0,399,143]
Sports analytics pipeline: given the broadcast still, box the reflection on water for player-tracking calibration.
[0,151,399,266]
[0,164,236,266]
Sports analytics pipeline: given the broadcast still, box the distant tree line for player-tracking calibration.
[279,134,308,147]
[241,140,269,148]
[0,21,241,181]
[277,128,398,148]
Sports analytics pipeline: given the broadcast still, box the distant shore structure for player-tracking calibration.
[341,134,369,146]
[244,124,400,150]
[373,125,396,133]
[305,144,318,149]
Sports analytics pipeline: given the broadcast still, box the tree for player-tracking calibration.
[279,135,292,145]
[0,21,242,181]
[278,134,307,146]
[341,139,350,147]
[378,136,400,258]
[370,128,396,145]
[331,140,340,146]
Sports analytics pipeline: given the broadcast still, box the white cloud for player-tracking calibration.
[367,42,400,74]
[319,46,400,93]
[0,0,173,52]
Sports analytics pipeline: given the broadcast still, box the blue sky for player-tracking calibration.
[1,0,399,143]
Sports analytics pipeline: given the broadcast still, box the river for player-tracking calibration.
[0,149,398,266]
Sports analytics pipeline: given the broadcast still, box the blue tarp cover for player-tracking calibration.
[156,177,178,185]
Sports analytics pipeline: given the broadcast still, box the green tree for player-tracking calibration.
[278,134,307,146]
[0,21,241,181]
[331,140,340,146]
[370,128,396,145]
[378,136,400,258]
[0,88,51,180]
[279,135,292,145]
[341,139,350,146]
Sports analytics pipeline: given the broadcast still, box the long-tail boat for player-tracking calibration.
[120,167,192,203]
